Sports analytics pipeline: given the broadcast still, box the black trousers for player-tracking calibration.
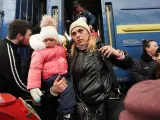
[33,95,59,120]
[106,99,124,120]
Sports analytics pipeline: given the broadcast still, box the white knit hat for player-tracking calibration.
[29,15,65,50]
[39,26,62,43]
[69,18,91,35]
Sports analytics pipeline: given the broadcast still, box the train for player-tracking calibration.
[1,0,160,85]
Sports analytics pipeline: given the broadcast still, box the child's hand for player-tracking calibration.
[32,99,41,106]
[30,88,43,103]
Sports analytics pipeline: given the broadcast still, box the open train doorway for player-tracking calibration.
[64,0,104,40]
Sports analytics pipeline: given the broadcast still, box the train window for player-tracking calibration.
[51,6,58,22]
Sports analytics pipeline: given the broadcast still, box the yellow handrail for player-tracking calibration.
[106,6,112,46]
[117,24,160,34]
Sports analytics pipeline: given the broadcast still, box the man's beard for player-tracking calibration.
[17,39,28,47]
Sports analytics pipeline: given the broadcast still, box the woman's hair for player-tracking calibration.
[142,39,155,53]
[71,35,96,56]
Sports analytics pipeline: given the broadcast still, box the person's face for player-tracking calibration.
[43,38,57,48]
[71,27,90,46]
[75,5,81,12]
[17,29,32,46]
[156,53,160,64]
[146,41,158,56]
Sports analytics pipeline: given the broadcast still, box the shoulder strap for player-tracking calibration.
[103,59,119,89]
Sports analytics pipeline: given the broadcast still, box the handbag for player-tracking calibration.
[74,95,105,120]
[0,93,41,120]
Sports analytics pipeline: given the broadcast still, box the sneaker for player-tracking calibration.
[64,114,73,120]
[56,113,73,120]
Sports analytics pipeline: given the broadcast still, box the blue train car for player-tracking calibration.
[46,0,160,84]
[0,0,43,39]
[101,0,160,83]
[1,0,160,84]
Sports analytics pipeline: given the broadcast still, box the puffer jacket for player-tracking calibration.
[27,45,68,89]
[132,52,156,82]
[72,10,96,26]
[71,40,133,105]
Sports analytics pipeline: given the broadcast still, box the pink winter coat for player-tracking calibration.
[27,45,68,90]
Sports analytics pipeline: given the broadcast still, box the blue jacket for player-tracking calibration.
[72,10,96,26]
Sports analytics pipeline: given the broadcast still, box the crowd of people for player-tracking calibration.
[0,1,160,120]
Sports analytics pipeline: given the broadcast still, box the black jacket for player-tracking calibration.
[0,38,28,97]
[71,40,133,105]
[72,10,96,26]
[132,52,156,82]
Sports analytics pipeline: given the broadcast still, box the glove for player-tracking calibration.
[30,88,43,103]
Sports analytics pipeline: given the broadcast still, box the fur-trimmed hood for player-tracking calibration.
[29,33,66,50]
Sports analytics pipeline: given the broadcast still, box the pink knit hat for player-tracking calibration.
[119,80,160,120]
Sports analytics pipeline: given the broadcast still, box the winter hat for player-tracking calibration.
[72,0,80,8]
[29,15,65,50]
[29,34,46,50]
[78,17,87,23]
[39,15,64,43]
[69,18,91,35]
[119,80,160,120]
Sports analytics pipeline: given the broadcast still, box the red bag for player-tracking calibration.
[0,93,40,120]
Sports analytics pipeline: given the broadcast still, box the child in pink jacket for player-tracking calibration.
[27,15,76,120]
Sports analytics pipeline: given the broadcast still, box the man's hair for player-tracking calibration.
[8,19,31,39]
[31,24,41,35]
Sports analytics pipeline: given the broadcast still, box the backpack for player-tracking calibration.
[0,93,41,120]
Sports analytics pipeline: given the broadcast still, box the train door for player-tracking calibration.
[46,0,103,38]
[65,0,103,36]
[15,0,43,78]
[46,0,64,34]
[101,0,160,83]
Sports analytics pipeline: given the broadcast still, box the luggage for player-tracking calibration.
[0,93,40,120]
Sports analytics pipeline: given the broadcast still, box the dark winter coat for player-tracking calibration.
[0,38,28,98]
[132,52,156,82]
[70,40,133,106]
[72,10,96,26]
